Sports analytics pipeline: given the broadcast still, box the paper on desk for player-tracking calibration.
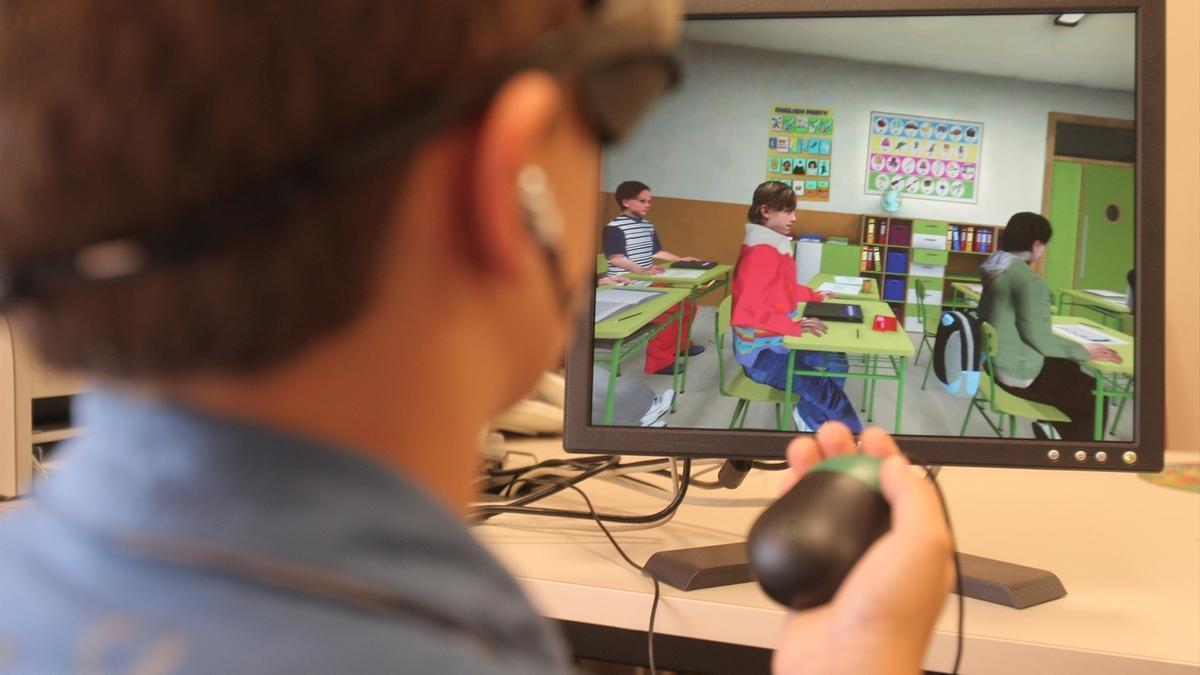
[966,284,982,293]
[658,268,706,279]
[1083,288,1127,300]
[834,276,866,285]
[594,288,663,323]
[818,282,864,295]
[1053,324,1128,346]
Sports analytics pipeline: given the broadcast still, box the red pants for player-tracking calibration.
[644,298,696,374]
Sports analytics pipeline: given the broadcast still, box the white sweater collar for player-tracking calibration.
[743,223,793,255]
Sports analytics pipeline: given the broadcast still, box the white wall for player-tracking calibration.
[603,41,1134,226]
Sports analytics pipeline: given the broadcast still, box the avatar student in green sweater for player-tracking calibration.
[977,212,1123,441]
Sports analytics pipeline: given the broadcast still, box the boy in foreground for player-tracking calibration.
[0,2,951,673]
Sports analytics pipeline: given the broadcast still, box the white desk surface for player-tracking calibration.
[474,441,1200,675]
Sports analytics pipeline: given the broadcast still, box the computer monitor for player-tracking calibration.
[565,0,1164,473]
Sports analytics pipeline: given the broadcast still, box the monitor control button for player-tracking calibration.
[1047,449,1061,461]
[1074,450,1087,462]
[1095,451,1108,463]
[1122,451,1138,465]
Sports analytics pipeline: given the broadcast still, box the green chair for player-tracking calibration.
[715,296,797,430]
[596,253,607,276]
[960,321,1070,438]
[913,278,939,390]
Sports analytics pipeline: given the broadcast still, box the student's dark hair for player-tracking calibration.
[1000,212,1054,252]
[747,181,796,224]
[614,180,651,207]
[0,1,577,377]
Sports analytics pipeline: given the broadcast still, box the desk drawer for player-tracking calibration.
[912,248,949,266]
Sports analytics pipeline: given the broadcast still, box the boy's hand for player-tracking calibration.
[1084,344,1122,364]
[817,291,835,301]
[800,317,828,336]
[680,256,701,262]
[773,423,955,675]
[642,265,665,275]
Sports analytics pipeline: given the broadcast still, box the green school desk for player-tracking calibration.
[950,281,982,307]
[1050,315,1135,440]
[807,273,882,301]
[626,263,734,391]
[780,300,916,433]
[1054,287,1131,330]
[593,287,691,425]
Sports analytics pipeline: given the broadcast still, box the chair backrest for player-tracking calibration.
[596,253,607,276]
[714,295,733,396]
[979,320,1001,408]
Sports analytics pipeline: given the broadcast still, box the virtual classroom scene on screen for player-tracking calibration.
[590,13,1137,443]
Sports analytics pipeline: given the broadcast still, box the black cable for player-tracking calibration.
[517,477,662,675]
[749,460,790,471]
[473,458,692,524]
[908,457,964,675]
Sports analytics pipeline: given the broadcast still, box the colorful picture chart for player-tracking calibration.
[767,104,834,202]
[864,112,982,204]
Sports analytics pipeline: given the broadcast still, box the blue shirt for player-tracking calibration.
[0,391,572,674]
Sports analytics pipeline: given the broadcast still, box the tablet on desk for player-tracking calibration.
[670,260,716,270]
[802,302,864,323]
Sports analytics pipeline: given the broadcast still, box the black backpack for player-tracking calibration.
[933,310,982,395]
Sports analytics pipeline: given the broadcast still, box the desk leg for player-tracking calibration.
[783,350,796,431]
[866,355,877,423]
[894,356,907,434]
[603,339,623,425]
[1092,368,1106,441]
[672,306,684,410]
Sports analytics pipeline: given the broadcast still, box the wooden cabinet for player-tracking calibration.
[1,315,85,498]
[858,215,1001,331]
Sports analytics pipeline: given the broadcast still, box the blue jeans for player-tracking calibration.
[742,348,862,433]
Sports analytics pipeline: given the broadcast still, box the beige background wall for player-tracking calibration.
[1163,0,1199,453]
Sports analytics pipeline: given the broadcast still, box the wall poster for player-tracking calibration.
[767,105,834,202]
[865,111,983,204]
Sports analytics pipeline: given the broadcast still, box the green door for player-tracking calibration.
[1076,164,1134,291]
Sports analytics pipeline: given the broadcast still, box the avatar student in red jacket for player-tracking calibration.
[731,181,862,432]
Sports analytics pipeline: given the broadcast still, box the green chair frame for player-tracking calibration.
[714,296,796,429]
[960,321,1070,438]
[913,278,938,390]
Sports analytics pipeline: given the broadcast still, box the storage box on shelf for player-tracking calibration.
[858,215,1001,332]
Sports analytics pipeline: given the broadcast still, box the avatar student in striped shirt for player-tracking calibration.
[602,180,704,375]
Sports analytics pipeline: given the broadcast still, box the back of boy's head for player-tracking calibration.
[614,180,650,207]
[0,1,577,378]
[747,181,796,224]
[1000,212,1053,252]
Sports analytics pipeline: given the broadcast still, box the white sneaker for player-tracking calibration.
[647,419,668,427]
[640,389,676,426]
[791,407,814,432]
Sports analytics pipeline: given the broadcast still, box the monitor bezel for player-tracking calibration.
[564,0,1165,472]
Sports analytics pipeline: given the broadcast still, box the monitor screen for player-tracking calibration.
[565,1,1165,471]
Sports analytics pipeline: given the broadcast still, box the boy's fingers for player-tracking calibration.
[858,426,902,460]
[814,421,856,458]
[879,455,952,554]
[782,435,821,494]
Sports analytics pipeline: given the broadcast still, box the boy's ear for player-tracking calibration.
[468,71,565,277]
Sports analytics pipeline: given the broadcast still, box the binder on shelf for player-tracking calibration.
[866,218,877,244]
[965,226,975,252]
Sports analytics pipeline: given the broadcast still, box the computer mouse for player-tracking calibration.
[747,454,891,609]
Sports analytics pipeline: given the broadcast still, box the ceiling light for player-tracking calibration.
[1054,13,1086,27]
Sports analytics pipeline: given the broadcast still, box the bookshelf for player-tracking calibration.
[858,215,1001,332]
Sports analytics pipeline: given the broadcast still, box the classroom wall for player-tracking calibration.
[1163,0,1199,454]
[602,41,1134,227]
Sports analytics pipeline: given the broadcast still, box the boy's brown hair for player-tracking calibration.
[0,1,576,377]
[747,181,796,224]
[613,180,650,208]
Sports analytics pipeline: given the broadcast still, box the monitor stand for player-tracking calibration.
[644,544,1067,609]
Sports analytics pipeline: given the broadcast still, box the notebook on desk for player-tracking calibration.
[802,302,864,323]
